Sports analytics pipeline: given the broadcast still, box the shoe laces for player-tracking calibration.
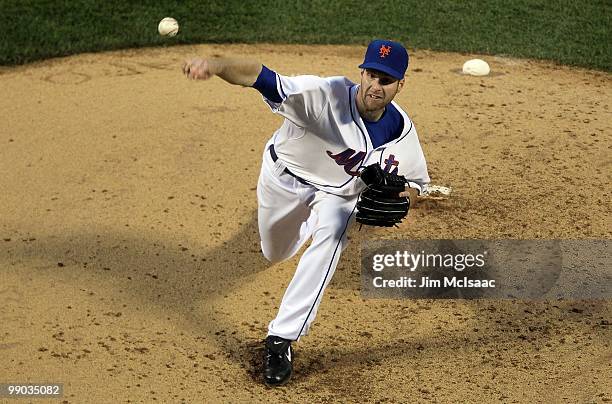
[265,339,291,364]
[265,348,286,366]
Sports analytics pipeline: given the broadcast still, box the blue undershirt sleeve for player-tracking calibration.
[252,65,283,103]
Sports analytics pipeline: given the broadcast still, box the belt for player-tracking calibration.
[269,145,310,185]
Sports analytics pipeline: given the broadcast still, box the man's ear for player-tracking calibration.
[397,78,405,93]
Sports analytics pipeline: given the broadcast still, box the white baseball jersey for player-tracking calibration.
[262,74,430,195]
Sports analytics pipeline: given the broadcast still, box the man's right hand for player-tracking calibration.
[183,58,217,80]
[182,57,262,87]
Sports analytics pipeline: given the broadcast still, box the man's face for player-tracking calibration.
[359,69,405,111]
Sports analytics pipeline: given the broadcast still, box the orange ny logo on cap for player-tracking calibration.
[379,45,392,58]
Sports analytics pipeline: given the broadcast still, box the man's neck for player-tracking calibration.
[360,108,385,122]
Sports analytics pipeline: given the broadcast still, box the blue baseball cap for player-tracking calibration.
[359,39,409,80]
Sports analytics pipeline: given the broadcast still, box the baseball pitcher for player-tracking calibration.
[183,39,430,386]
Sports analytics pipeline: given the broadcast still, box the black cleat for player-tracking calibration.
[264,335,293,386]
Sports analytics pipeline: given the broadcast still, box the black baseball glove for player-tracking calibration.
[356,164,410,227]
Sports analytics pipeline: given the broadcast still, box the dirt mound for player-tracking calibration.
[0,44,610,402]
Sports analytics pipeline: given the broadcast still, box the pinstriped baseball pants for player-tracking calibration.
[257,140,357,340]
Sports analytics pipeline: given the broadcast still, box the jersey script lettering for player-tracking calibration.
[326,149,367,176]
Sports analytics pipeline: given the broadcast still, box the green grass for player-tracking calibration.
[0,0,610,70]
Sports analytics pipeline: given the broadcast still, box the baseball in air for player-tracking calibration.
[462,59,490,76]
[158,17,179,37]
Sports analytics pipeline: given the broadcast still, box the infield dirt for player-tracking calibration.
[0,44,610,403]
